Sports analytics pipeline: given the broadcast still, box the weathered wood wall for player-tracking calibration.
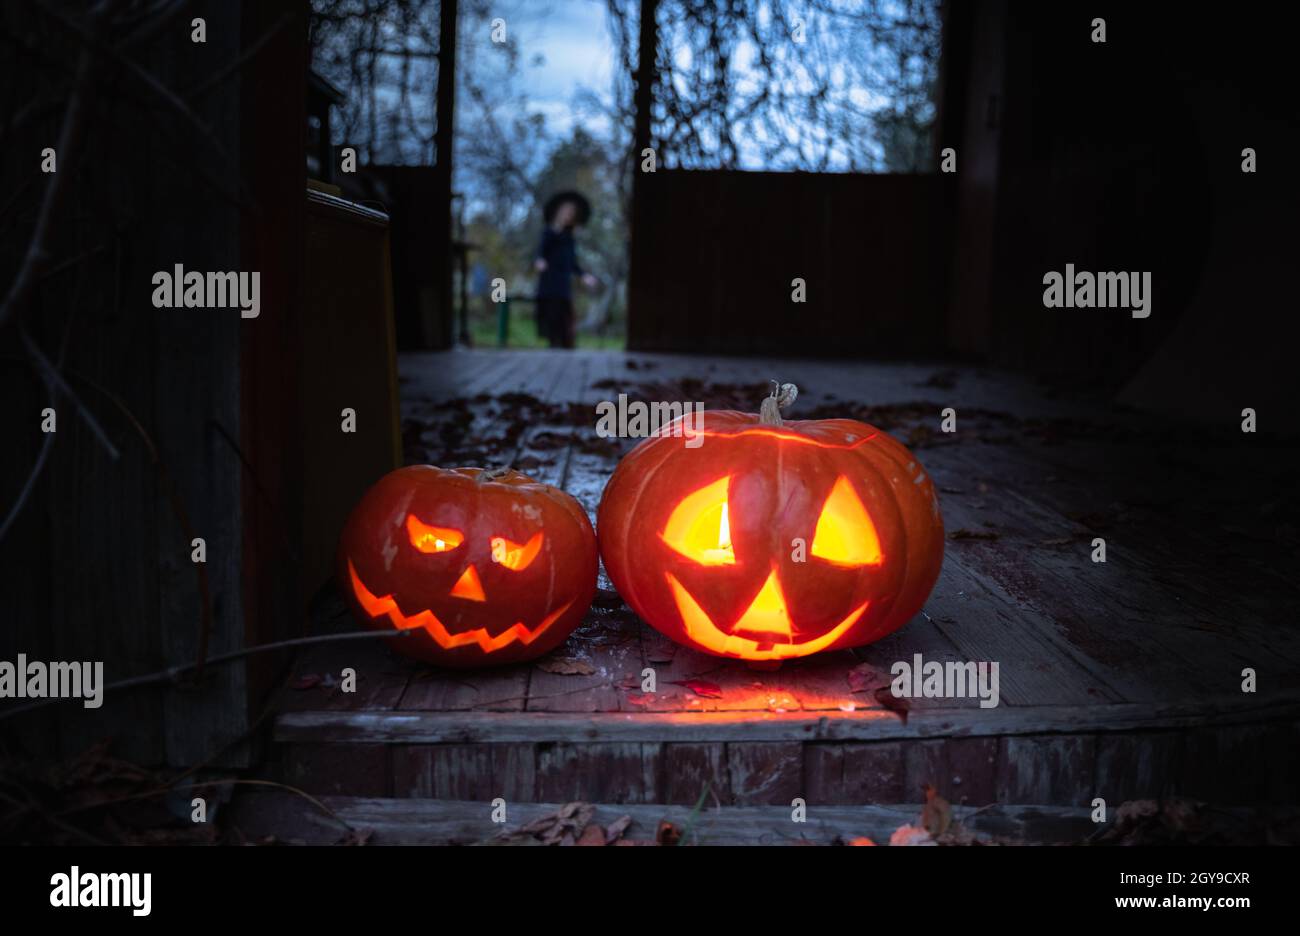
[627,170,950,357]
[0,0,306,767]
[947,1,1298,418]
[275,719,1300,807]
[368,166,455,350]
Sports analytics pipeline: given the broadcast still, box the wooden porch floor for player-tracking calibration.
[266,349,1300,839]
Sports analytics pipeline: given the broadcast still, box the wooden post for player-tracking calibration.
[434,0,459,349]
[627,0,658,349]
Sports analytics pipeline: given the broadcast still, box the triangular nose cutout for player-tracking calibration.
[731,568,793,639]
[450,564,486,602]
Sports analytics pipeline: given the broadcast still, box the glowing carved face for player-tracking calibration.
[596,410,945,662]
[660,474,883,660]
[339,466,598,667]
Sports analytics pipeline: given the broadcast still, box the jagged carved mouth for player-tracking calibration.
[348,560,572,654]
[665,570,869,661]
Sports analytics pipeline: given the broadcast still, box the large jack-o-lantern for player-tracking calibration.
[338,465,597,667]
[598,384,943,661]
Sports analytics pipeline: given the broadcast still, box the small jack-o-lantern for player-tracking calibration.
[597,383,943,661]
[338,465,597,667]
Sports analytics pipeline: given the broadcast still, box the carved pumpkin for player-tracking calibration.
[597,384,943,661]
[338,465,597,667]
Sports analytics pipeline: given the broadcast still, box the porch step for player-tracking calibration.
[226,793,1097,845]
[269,696,1300,807]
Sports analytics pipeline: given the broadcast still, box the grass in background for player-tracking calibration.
[468,308,623,350]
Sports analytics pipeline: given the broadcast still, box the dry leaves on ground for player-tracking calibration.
[949,528,1000,541]
[670,679,723,699]
[536,656,596,676]
[490,802,671,846]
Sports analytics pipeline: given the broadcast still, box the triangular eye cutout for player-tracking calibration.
[491,533,543,571]
[810,476,883,567]
[406,514,464,553]
[661,476,736,565]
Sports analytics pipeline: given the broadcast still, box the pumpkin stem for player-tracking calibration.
[759,380,799,427]
[482,466,513,482]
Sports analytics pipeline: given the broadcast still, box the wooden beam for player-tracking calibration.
[626,0,658,347]
[432,0,458,348]
[275,693,1300,745]
[230,794,1097,845]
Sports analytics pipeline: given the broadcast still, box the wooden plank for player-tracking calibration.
[998,735,1097,806]
[390,743,494,799]
[937,441,1300,690]
[662,743,726,805]
[852,610,1013,715]
[524,614,644,713]
[274,690,1300,744]
[1092,731,1184,804]
[534,743,662,803]
[227,793,1098,845]
[397,663,532,712]
[1179,723,1283,806]
[277,743,389,797]
[725,742,803,805]
[385,743,539,800]
[278,637,416,713]
[901,737,1000,806]
[805,742,906,804]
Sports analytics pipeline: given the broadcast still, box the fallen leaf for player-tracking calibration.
[847,662,892,694]
[873,685,909,721]
[625,692,654,706]
[889,824,936,846]
[290,674,323,690]
[656,820,682,846]
[921,785,952,837]
[537,657,596,676]
[846,836,876,846]
[575,825,607,846]
[949,528,1000,541]
[671,679,723,699]
[605,815,633,842]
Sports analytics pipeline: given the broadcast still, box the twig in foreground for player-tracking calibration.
[0,629,413,721]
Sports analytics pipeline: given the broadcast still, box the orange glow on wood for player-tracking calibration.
[491,532,544,571]
[660,476,735,565]
[450,564,486,601]
[348,560,570,653]
[405,514,464,553]
[665,571,869,660]
[810,475,883,567]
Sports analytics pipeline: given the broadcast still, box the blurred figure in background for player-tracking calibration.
[534,191,598,348]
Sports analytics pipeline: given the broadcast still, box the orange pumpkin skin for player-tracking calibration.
[597,410,943,661]
[338,466,597,667]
